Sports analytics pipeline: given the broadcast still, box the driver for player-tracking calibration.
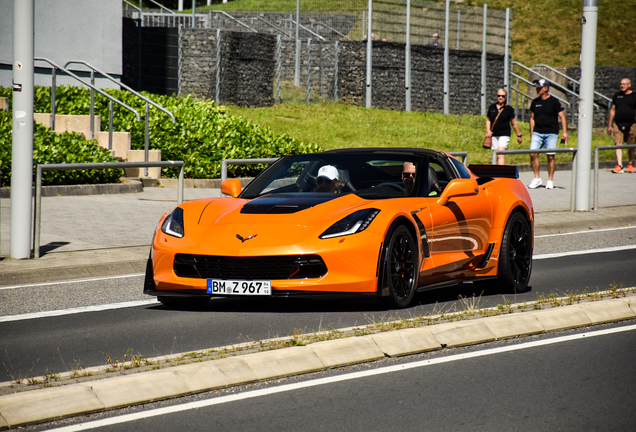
[314,165,341,193]
[402,162,416,194]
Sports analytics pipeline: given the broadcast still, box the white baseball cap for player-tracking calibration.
[317,165,339,181]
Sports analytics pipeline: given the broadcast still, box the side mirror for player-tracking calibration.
[221,179,242,198]
[436,178,479,206]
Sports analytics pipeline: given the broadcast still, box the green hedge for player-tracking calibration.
[0,110,123,187]
[0,86,322,180]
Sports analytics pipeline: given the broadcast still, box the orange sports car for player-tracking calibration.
[144,148,534,308]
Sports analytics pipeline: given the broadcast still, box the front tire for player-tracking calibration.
[382,225,417,308]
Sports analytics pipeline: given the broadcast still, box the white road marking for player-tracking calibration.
[533,244,636,260]
[0,300,157,323]
[535,225,636,238]
[0,274,144,291]
[47,323,636,432]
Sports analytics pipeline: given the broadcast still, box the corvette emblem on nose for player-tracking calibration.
[236,234,258,243]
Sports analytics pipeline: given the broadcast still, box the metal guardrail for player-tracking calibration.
[64,60,176,176]
[492,148,578,212]
[34,57,141,141]
[33,161,185,258]
[593,144,636,210]
[221,158,279,183]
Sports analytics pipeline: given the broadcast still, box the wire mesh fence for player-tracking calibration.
[124,0,509,54]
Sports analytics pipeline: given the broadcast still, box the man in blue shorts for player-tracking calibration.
[528,79,568,189]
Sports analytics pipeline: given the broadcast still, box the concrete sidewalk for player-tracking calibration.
[1,167,636,286]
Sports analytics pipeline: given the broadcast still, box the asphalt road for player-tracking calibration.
[20,321,636,432]
[1,226,635,379]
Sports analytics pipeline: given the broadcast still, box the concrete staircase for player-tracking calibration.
[32,112,161,179]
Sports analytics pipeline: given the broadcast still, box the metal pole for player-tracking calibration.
[575,0,598,212]
[456,10,461,50]
[443,0,450,115]
[504,8,510,97]
[11,0,34,259]
[405,0,411,112]
[481,4,487,116]
[334,40,339,101]
[366,0,373,109]
[51,68,56,130]
[216,29,221,104]
[90,69,95,140]
[276,35,282,104]
[144,103,150,176]
[192,0,196,28]
[295,0,301,86]
[108,101,113,151]
[362,10,366,40]
[306,38,312,103]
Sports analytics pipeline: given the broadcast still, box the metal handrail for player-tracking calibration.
[254,16,292,37]
[210,11,258,32]
[221,158,279,183]
[33,161,185,258]
[492,148,578,212]
[284,18,327,41]
[448,152,468,164]
[593,144,636,210]
[146,0,175,14]
[534,64,611,104]
[315,20,352,40]
[64,60,176,173]
[511,72,571,108]
[122,0,140,13]
[34,57,141,143]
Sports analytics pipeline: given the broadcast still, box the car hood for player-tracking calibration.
[184,193,378,255]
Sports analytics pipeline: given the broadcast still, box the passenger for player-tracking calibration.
[314,165,341,193]
[402,162,416,194]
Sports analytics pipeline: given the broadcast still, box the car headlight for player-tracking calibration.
[320,208,380,239]
[161,207,184,238]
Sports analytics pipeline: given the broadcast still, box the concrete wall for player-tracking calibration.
[0,0,122,89]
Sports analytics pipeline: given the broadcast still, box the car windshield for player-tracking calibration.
[240,153,426,200]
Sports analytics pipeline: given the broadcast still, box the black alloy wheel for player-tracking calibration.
[384,225,417,308]
[497,212,533,293]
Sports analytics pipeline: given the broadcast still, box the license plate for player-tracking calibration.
[207,279,271,296]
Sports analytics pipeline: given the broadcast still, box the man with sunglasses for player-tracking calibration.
[528,79,568,190]
[486,89,523,165]
[314,165,341,193]
[402,162,416,194]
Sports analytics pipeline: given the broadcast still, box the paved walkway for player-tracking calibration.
[1,167,635,286]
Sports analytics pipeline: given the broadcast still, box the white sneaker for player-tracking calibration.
[528,178,542,189]
[546,180,554,189]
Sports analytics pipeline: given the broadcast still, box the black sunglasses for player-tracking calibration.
[402,172,416,179]
[317,177,334,185]
[497,95,506,98]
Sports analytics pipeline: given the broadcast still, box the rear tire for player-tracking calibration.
[382,225,417,308]
[491,212,533,293]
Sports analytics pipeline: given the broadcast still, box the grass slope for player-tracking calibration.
[227,83,615,165]
[193,0,636,68]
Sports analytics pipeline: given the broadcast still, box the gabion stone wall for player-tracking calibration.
[179,28,218,99]
[337,41,504,114]
[219,32,276,107]
[180,30,276,107]
[565,66,636,126]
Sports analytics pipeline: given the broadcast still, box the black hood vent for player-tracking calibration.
[240,193,340,214]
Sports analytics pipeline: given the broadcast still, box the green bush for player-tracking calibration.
[0,86,322,179]
[0,110,123,187]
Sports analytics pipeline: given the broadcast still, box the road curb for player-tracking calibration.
[1,296,634,429]
[0,260,147,287]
